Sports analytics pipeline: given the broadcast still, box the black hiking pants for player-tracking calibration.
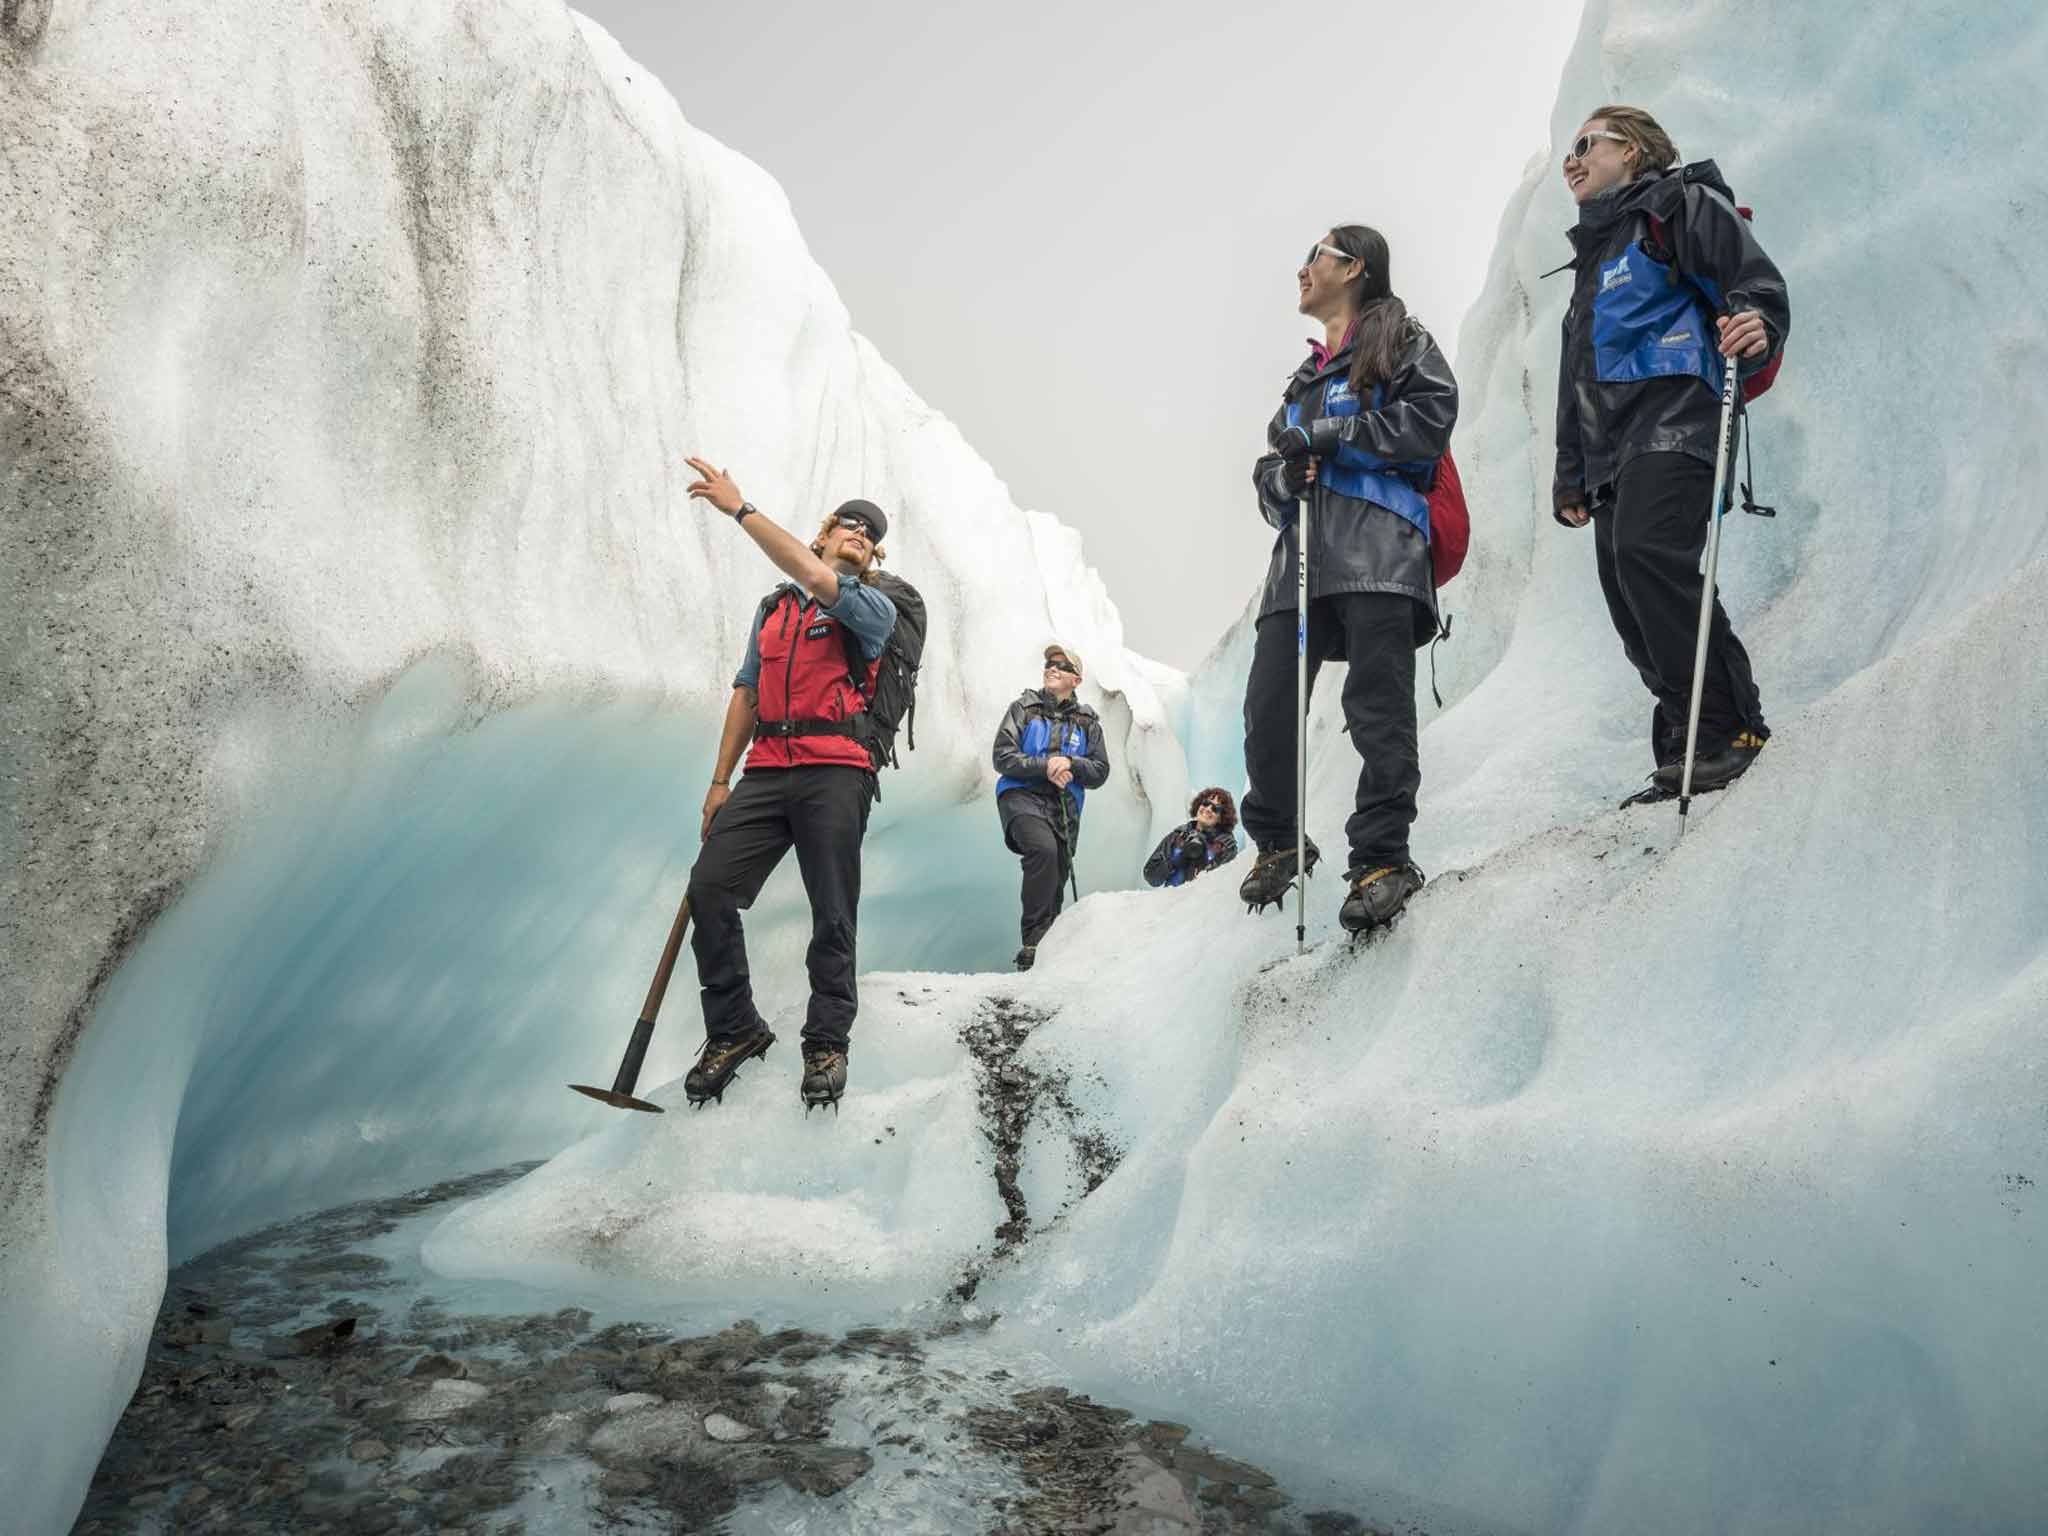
[1239,590,1421,873]
[686,764,873,1050]
[1000,790,1075,948]
[1594,452,1768,765]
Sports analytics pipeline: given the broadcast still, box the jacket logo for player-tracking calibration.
[1323,378,1354,406]
[1600,253,1633,292]
[806,622,833,639]
[1661,329,1694,346]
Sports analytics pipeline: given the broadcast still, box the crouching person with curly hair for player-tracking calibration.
[1143,787,1242,889]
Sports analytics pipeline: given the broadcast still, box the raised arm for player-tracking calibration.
[684,457,846,605]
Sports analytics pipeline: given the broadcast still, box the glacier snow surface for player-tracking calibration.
[5,0,2048,1532]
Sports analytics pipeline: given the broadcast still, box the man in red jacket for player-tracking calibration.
[680,456,898,1111]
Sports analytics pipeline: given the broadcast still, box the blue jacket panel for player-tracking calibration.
[1590,242,1725,396]
[1284,378,1433,537]
[991,690,1110,818]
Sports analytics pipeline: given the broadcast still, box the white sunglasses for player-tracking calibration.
[1565,129,1630,163]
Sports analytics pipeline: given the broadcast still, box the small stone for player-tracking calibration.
[778,1444,873,1496]
[703,1412,755,1442]
[516,1410,590,1455]
[1236,1485,1291,1512]
[348,1439,392,1463]
[408,1352,467,1380]
[1112,1455,1200,1532]
[604,1392,662,1414]
[400,1379,489,1420]
[1142,1420,1190,1446]
[220,1403,263,1432]
[393,1487,422,1503]
[1174,1447,1275,1487]
[600,1468,655,1496]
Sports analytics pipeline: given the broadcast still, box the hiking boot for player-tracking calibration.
[1014,945,1037,972]
[1339,861,1424,935]
[800,1046,848,1111]
[1653,730,1766,794]
[685,1024,775,1107]
[1239,838,1321,914]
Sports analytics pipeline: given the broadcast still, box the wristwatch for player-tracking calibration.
[731,502,757,525]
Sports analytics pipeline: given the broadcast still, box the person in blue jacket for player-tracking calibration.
[1553,104,1789,803]
[1143,787,1240,889]
[992,643,1111,970]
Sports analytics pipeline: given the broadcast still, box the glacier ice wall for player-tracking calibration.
[425,3,2048,1534]
[0,1,1192,1527]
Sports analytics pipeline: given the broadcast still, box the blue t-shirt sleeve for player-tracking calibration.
[733,610,764,691]
[824,579,898,660]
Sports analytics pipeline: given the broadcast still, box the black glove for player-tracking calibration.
[1277,457,1313,497]
[1306,416,1345,456]
[1272,423,1312,461]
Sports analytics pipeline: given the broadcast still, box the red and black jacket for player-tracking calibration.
[746,585,881,772]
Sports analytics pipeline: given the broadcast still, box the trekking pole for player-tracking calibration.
[1295,498,1311,954]
[1058,795,1080,902]
[1676,364,1744,837]
[569,892,691,1113]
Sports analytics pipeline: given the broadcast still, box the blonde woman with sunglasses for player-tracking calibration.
[1553,106,1791,804]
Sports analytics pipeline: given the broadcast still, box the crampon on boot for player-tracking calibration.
[1239,838,1320,915]
[1618,779,1677,809]
[1653,730,1766,794]
[684,1025,775,1108]
[1339,861,1424,936]
[800,1046,848,1112]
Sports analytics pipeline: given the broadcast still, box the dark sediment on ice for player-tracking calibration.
[74,1166,1403,1534]
[954,994,1126,1303]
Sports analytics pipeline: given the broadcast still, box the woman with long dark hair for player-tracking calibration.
[1237,225,1457,934]
[1554,105,1789,802]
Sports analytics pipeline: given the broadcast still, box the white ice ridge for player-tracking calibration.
[0,1,1189,1527]
[432,3,2048,1534]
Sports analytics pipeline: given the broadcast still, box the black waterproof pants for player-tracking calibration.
[686,764,873,1050]
[1240,590,1421,873]
[999,790,1073,947]
[1594,452,1768,764]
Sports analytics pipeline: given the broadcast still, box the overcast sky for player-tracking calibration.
[578,0,1585,668]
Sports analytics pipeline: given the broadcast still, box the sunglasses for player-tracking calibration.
[1043,659,1079,677]
[1565,129,1629,164]
[1195,798,1224,812]
[1304,241,1356,269]
[833,514,876,537]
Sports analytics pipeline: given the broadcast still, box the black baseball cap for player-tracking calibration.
[833,499,889,542]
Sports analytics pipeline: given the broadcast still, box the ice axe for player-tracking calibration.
[569,891,691,1113]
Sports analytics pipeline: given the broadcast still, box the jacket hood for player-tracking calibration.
[1571,159,1733,246]
[1018,687,1096,718]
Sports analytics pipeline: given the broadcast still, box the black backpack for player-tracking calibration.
[838,569,926,772]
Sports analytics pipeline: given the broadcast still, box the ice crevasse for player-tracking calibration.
[6,1,2048,1534]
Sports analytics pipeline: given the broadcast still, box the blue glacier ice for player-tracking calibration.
[6,0,2048,1532]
